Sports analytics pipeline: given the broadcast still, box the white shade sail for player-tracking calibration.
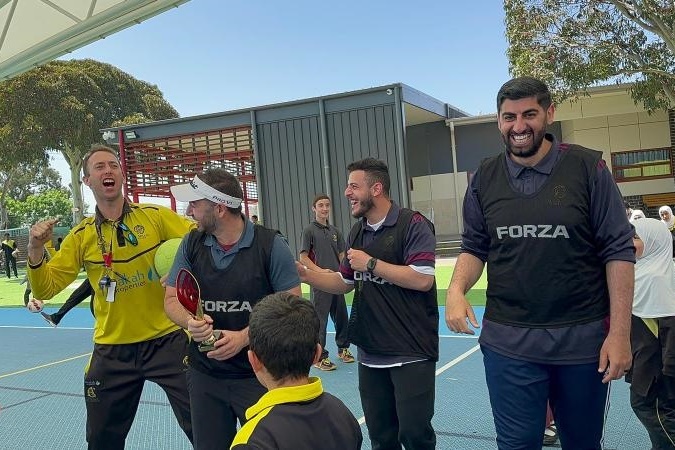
[0,0,190,80]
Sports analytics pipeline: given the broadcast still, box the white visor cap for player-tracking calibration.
[170,175,242,208]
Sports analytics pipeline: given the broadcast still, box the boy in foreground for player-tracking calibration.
[231,292,362,449]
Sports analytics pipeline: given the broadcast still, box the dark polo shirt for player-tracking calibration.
[300,221,345,271]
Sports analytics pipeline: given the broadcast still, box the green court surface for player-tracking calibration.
[1,265,488,308]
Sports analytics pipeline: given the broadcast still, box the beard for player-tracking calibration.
[351,197,375,219]
[503,127,546,159]
[197,210,218,234]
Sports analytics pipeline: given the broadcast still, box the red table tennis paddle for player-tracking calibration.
[176,268,218,352]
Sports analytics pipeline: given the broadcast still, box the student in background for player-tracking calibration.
[299,194,354,371]
[2,232,18,278]
[628,218,675,449]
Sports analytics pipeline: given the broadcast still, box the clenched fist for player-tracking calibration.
[28,218,60,265]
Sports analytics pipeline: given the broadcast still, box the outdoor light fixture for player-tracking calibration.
[101,131,116,141]
[124,130,139,140]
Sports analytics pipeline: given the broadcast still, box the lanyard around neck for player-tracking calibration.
[96,222,114,269]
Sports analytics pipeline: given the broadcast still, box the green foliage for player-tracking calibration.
[5,189,74,228]
[504,0,675,111]
[0,59,179,222]
[3,162,63,202]
[0,157,60,229]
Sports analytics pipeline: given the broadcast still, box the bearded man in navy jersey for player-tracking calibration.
[446,76,634,450]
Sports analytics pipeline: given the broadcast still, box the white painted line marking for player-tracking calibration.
[0,352,91,379]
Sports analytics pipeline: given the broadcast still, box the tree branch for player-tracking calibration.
[619,67,675,80]
[609,0,658,35]
[609,0,675,54]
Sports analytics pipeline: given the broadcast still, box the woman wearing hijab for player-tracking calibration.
[659,206,675,231]
[628,218,675,449]
[630,209,646,221]
[659,205,675,257]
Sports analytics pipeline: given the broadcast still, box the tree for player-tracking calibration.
[4,164,62,202]
[505,0,675,111]
[0,59,179,223]
[0,156,58,229]
[5,189,74,229]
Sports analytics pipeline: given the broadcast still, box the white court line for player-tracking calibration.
[0,352,91,379]
[439,334,478,339]
[436,345,481,376]
[356,344,480,425]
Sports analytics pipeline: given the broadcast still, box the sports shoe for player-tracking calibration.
[338,348,355,363]
[543,423,558,446]
[41,312,58,328]
[313,357,337,371]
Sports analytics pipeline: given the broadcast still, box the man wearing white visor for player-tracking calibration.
[164,169,301,450]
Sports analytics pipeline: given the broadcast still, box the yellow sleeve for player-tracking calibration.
[27,222,86,300]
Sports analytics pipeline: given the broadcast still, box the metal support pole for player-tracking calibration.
[393,86,409,208]
[318,98,333,205]
[449,121,462,233]
[250,111,263,221]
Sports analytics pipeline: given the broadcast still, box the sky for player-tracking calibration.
[50,0,510,212]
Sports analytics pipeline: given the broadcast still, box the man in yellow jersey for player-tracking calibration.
[27,144,194,450]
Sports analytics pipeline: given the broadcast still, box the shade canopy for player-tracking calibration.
[0,0,190,80]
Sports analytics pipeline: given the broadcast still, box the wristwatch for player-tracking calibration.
[366,257,378,274]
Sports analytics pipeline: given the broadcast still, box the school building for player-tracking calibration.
[100,83,674,255]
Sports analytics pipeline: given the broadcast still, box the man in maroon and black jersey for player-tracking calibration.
[298,157,438,450]
[446,76,634,450]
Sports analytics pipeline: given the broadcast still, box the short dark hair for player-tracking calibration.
[248,292,319,381]
[3,233,8,238]
[624,201,632,209]
[347,158,390,196]
[497,76,552,113]
[82,144,120,177]
[312,194,329,207]
[199,168,244,214]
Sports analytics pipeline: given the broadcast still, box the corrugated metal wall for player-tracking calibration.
[257,116,324,252]
[257,102,402,257]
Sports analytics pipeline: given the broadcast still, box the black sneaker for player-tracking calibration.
[41,312,57,328]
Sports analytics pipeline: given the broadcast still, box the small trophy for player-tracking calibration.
[176,268,220,352]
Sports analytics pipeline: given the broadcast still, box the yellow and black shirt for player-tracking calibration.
[28,202,194,344]
[231,377,362,449]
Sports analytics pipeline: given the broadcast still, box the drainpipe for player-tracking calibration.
[393,86,409,208]
[318,99,333,202]
[250,110,263,221]
[449,121,462,233]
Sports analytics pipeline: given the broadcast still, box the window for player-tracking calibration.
[611,148,672,182]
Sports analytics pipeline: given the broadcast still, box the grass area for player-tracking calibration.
[0,269,90,308]
[1,265,488,308]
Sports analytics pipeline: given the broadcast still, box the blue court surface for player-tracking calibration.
[0,306,649,449]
